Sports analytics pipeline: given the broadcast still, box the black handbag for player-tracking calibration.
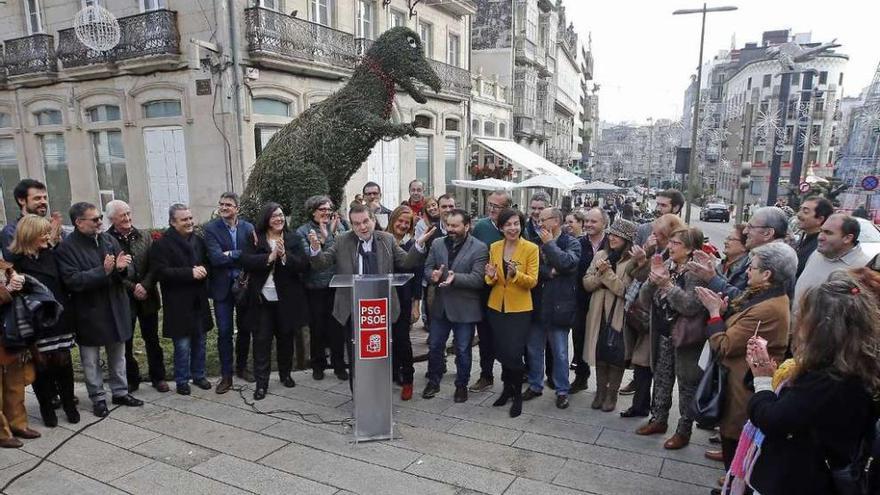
[596,296,626,367]
[690,352,729,428]
[231,272,249,307]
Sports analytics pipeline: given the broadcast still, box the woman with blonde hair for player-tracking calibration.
[386,205,419,398]
[8,214,78,428]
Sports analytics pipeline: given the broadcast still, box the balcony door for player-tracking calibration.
[365,138,400,208]
[144,126,189,227]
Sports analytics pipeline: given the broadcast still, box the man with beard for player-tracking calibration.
[1,179,62,259]
[421,209,488,403]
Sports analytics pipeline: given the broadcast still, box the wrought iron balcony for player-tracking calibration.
[56,9,180,69]
[4,34,57,77]
[245,7,358,71]
[426,59,471,99]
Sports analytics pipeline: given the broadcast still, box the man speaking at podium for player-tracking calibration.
[308,203,434,388]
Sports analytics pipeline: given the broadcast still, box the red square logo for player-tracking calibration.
[358,298,388,360]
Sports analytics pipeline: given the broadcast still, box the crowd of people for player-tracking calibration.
[0,177,877,495]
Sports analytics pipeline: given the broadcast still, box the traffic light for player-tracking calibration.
[739,161,752,189]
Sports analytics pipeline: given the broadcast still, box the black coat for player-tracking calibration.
[747,370,876,495]
[54,230,132,346]
[240,230,309,330]
[150,228,214,339]
[10,249,73,341]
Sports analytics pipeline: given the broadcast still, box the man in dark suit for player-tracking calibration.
[308,203,433,387]
[421,209,488,403]
[203,193,256,394]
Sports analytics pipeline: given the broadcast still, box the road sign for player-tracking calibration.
[862,175,879,192]
[358,298,388,360]
[798,182,811,194]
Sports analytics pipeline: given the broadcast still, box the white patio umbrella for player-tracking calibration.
[451,178,517,191]
[573,180,622,192]
[805,175,829,184]
[512,174,584,190]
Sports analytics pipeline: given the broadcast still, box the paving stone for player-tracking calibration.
[261,420,420,470]
[0,458,39,487]
[152,393,281,432]
[392,406,460,432]
[503,477,588,495]
[261,443,458,495]
[39,435,152,482]
[447,420,523,445]
[552,459,707,495]
[395,425,566,482]
[0,446,37,472]
[130,435,220,469]
[270,383,353,408]
[79,417,161,449]
[103,401,169,425]
[594,427,721,469]
[447,404,603,445]
[513,432,663,476]
[2,461,128,495]
[192,453,337,495]
[404,454,515,495]
[135,408,288,461]
[19,426,76,458]
[659,458,724,488]
[112,460,249,494]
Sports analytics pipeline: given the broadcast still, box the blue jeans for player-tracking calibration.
[526,322,571,395]
[427,315,475,387]
[172,332,207,386]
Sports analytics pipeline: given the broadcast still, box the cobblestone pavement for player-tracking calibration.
[1,346,723,495]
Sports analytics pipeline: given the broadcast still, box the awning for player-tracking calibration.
[475,138,585,188]
[451,178,516,191]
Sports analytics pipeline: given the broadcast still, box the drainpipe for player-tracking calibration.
[227,0,247,191]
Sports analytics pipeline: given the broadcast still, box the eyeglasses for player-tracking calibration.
[725,236,743,243]
[364,191,381,197]
[487,202,504,210]
[81,215,103,223]
[316,207,333,212]
[746,223,770,230]
[218,202,237,208]
[271,212,285,219]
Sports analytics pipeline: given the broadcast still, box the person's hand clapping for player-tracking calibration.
[103,254,116,275]
[192,265,208,280]
[686,250,716,282]
[439,271,455,288]
[308,229,320,252]
[5,272,24,293]
[485,262,498,281]
[629,244,647,266]
[115,251,132,270]
[431,264,446,284]
[695,287,727,318]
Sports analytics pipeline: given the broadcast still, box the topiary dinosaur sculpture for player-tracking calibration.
[241,27,442,224]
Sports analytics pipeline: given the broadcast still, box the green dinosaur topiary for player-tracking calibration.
[241,27,442,224]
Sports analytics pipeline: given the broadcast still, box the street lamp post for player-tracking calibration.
[674,3,738,223]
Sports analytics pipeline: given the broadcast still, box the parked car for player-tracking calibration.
[700,203,730,222]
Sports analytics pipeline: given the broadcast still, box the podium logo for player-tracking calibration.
[358,298,389,360]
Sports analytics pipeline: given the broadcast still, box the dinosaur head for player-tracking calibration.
[367,27,442,104]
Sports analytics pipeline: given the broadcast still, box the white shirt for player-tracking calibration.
[261,239,283,301]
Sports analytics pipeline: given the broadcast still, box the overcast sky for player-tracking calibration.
[566,0,879,125]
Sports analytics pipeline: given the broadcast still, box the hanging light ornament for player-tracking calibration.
[74,5,121,52]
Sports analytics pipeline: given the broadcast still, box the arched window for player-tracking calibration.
[142,100,182,118]
[444,118,459,132]
[483,121,496,137]
[498,122,507,138]
[34,109,62,126]
[471,119,480,136]
[414,114,433,129]
[252,97,292,117]
[87,104,121,123]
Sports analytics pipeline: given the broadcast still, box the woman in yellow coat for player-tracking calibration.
[485,209,539,418]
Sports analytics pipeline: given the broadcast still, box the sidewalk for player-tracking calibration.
[0,348,723,495]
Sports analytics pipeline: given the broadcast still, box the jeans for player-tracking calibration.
[172,333,207,386]
[214,297,250,377]
[427,315,475,387]
[80,342,128,403]
[128,308,166,383]
[526,323,571,395]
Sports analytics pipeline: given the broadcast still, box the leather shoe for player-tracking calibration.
[215,377,233,395]
[280,374,296,388]
[11,428,40,439]
[312,368,325,380]
[177,383,191,395]
[635,420,668,436]
[236,368,256,383]
[618,379,636,396]
[64,405,80,424]
[453,386,468,403]
[663,432,691,450]
[709,433,722,444]
[111,394,144,407]
[153,380,170,393]
[400,384,413,401]
[522,388,543,401]
[193,378,212,390]
[253,388,267,401]
[0,437,23,449]
[705,449,724,462]
[555,394,569,409]
[93,401,109,418]
[421,383,440,399]
[569,375,589,394]
[335,369,349,381]
[619,407,649,418]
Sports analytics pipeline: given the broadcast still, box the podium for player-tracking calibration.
[330,273,413,442]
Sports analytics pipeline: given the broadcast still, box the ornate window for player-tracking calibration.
[444,118,459,132]
[252,97,291,117]
[414,114,433,129]
[34,109,62,126]
[87,105,121,123]
[143,100,182,118]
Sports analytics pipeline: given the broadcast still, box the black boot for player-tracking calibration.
[492,383,512,407]
[32,364,58,427]
[55,351,80,424]
[509,379,523,418]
